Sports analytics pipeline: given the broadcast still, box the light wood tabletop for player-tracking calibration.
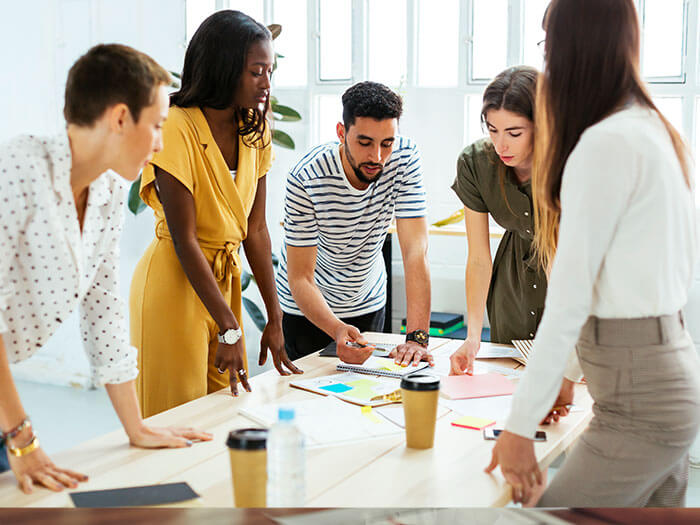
[0,334,592,508]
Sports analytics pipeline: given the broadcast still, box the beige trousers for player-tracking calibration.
[538,313,700,508]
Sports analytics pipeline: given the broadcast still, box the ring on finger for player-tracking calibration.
[217,367,226,374]
[238,368,246,376]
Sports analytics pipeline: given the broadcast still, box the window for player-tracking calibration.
[272,0,308,87]
[368,0,407,88]
[318,0,352,81]
[470,0,507,82]
[521,0,549,70]
[641,0,686,80]
[417,0,459,86]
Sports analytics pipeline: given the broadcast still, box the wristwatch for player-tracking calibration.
[405,329,429,347]
[218,327,242,345]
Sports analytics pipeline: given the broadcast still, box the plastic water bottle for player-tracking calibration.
[266,407,306,507]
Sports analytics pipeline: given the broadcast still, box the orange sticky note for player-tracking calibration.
[451,416,496,430]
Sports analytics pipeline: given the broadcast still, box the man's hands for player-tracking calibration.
[449,338,480,375]
[541,378,575,425]
[258,318,303,376]
[390,341,434,367]
[335,324,374,364]
[215,339,251,396]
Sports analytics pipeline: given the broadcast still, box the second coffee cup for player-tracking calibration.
[401,374,440,449]
[226,428,268,507]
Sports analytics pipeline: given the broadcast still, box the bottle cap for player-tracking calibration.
[226,428,267,450]
[400,374,440,392]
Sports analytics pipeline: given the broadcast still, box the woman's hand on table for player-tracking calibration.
[485,430,544,505]
[449,338,480,375]
[258,318,303,376]
[335,324,373,364]
[390,342,434,367]
[9,444,88,494]
[540,378,575,425]
[215,339,251,396]
[127,425,213,449]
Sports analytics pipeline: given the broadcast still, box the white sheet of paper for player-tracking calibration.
[476,343,525,360]
[441,395,514,421]
[239,396,403,448]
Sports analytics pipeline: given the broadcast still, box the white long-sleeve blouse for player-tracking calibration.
[0,133,138,385]
[505,105,698,439]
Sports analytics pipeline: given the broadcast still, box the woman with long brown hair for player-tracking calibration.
[486,0,699,507]
[449,66,548,375]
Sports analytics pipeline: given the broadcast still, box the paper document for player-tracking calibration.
[441,373,516,400]
[239,396,403,448]
[476,343,526,360]
[374,402,450,429]
[442,395,514,421]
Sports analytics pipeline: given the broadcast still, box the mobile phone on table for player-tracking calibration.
[483,428,546,442]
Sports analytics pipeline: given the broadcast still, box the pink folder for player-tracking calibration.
[441,373,516,400]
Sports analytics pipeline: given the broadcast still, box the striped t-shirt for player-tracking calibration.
[276,137,427,317]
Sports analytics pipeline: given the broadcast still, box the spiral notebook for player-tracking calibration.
[336,356,430,378]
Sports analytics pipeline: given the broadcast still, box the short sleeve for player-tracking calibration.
[283,173,318,247]
[257,125,273,179]
[394,142,427,219]
[140,108,198,209]
[452,146,489,213]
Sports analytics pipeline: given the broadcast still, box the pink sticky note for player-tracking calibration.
[441,373,515,400]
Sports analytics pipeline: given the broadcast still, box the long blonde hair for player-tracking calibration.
[533,0,691,274]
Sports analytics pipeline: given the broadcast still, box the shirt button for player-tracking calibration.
[529,332,534,338]
[533,284,537,289]
[530,311,536,316]
[524,212,529,216]
[526,229,532,234]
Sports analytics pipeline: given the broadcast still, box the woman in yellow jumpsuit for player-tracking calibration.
[130,10,301,418]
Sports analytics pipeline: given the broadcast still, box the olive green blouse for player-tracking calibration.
[451,138,547,343]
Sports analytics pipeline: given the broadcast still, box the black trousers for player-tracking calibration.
[283,307,386,361]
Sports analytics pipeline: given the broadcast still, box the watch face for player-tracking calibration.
[414,330,429,344]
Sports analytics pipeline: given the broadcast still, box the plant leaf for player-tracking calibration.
[242,297,267,332]
[271,252,279,268]
[127,176,148,215]
[272,129,295,149]
[269,95,279,106]
[241,270,252,291]
[272,104,302,122]
[267,24,282,39]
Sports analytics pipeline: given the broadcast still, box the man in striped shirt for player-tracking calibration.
[276,82,432,365]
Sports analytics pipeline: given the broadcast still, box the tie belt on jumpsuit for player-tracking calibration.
[156,224,242,282]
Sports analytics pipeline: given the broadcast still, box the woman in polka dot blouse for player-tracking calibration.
[0,45,212,493]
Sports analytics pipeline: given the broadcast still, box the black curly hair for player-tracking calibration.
[341,81,403,130]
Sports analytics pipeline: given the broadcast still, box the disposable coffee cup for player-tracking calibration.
[226,428,268,507]
[401,375,440,449]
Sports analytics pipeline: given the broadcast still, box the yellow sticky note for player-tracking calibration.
[451,416,496,430]
[361,405,383,424]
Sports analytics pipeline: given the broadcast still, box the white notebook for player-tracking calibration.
[336,356,430,378]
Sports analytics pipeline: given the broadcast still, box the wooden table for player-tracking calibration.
[0,334,592,508]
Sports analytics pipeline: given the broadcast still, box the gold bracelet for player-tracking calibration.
[8,435,40,457]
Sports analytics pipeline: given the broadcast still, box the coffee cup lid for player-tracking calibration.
[226,428,267,450]
[401,374,440,391]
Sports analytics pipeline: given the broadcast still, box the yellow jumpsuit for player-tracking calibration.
[130,106,272,417]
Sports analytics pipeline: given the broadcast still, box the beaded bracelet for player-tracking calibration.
[0,416,31,446]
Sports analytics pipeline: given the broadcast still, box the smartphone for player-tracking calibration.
[483,428,547,442]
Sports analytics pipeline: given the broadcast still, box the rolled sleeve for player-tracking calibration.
[79,203,138,386]
[452,149,489,213]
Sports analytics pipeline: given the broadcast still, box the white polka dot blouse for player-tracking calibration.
[0,133,138,386]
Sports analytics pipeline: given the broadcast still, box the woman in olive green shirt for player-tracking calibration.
[450,66,547,375]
